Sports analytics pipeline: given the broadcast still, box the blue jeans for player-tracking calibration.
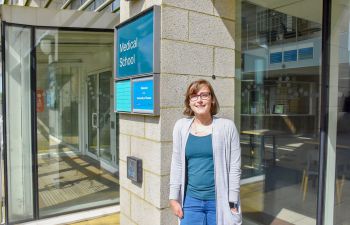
[181,195,216,225]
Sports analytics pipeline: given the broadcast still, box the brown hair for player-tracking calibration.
[183,79,220,116]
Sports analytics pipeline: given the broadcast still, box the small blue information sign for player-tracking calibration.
[116,9,155,78]
[115,80,131,112]
[133,78,154,113]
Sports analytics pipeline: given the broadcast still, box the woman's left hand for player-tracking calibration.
[230,207,238,214]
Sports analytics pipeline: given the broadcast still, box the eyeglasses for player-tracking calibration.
[190,92,211,102]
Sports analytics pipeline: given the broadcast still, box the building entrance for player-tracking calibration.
[87,71,117,169]
[3,24,119,223]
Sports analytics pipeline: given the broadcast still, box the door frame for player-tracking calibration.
[84,68,116,169]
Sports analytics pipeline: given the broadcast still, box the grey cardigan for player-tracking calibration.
[169,117,242,225]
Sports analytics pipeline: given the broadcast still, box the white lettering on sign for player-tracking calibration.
[120,54,136,67]
[119,38,138,53]
[136,97,152,100]
[140,87,148,90]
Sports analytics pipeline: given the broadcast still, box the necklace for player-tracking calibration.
[193,120,213,135]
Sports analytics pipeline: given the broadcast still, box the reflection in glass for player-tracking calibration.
[36,29,119,217]
[5,25,34,223]
[236,1,321,224]
[99,71,112,162]
[329,1,350,224]
[88,74,98,157]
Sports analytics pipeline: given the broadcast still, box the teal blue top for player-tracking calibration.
[185,133,215,200]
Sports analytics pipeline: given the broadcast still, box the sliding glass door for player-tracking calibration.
[87,71,112,163]
[35,29,118,217]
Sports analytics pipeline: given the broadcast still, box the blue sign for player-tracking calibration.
[133,79,154,113]
[270,52,282,64]
[299,47,313,60]
[284,49,297,62]
[115,80,131,112]
[116,10,154,78]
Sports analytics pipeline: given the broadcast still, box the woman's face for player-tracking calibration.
[189,85,212,117]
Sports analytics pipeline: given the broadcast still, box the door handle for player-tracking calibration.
[92,113,98,128]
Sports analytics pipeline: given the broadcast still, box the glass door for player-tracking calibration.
[98,71,112,163]
[35,29,118,218]
[87,71,112,163]
[87,74,99,158]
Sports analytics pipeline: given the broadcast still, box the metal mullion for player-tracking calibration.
[77,0,94,11]
[94,0,114,12]
[1,21,9,225]
[30,26,39,220]
[44,0,53,8]
[61,0,74,9]
[112,6,120,13]
[317,0,332,224]
[97,73,100,158]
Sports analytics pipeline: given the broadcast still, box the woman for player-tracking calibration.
[169,79,242,225]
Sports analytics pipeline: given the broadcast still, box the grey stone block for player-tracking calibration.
[160,108,184,142]
[131,194,161,225]
[130,137,162,175]
[161,39,214,76]
[160,74,191,108]
[120,213,137,225]
[145,116,161,142]
[144,172,170,209]
[160,142,173,175]
[162,6,188,41]
[162,0,214,15]
[214,47,235,77]
[119,114,145,137]
[120,186,131,217]
[120,0,161,22]
[161,208,178,225]
[210,77,235,107]
[189,11,235,49]
[119,134,131,162]
[217,106,235,121]
[214,0,236,20]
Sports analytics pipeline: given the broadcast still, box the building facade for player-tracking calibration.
[0,0,349,225]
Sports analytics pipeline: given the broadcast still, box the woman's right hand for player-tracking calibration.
[169,199,183,218]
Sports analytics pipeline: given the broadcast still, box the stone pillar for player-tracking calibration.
[119,1,236,225]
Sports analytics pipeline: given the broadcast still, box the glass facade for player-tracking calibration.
[2,24,119,223]
[327,0,350,224]
[236,1,322,224]
[236,0,350,225]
